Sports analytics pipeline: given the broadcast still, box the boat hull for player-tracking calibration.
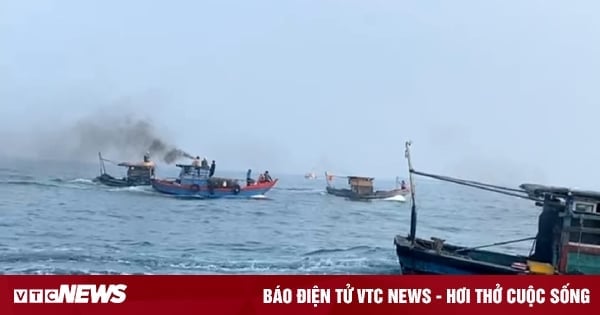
[93,173,151,187]
[151,179,278,198]
[394,236,527,275]
[326,186,409,200]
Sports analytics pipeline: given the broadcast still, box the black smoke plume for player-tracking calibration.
[149,140,194,163]
[55,113,193,164]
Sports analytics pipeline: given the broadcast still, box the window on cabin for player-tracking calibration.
[574,202,596,213]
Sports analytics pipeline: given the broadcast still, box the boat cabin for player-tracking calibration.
[95,152,155,187]
[174,164,240,189]
[348,176,375,195]
[175,164,210,184]
[126,165,154,178]
[117,162,155,180]
[522,184,600,274]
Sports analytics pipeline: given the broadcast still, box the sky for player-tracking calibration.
[1,0,599,188]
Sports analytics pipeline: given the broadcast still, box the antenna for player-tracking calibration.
[405,141,417,246]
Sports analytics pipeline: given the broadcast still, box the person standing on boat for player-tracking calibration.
[142,153,155,176]
[142,153,155,167]
[209,160,216,177]
[400,180,407,190]
[192,156,201,167]
[201,157,209,169]
[246,169,255,185]
[264,171,273,182]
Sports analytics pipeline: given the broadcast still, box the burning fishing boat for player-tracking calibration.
[394,141,600,275]
[94,152,155,187]
[305,171,317,180]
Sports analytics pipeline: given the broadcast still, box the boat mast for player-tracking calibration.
[405,141,417,246]
[98,152,106,175]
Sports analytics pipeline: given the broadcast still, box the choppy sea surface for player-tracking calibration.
[0,158,539,274]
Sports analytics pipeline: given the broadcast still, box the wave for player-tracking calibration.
[69,178,95,184]
[4,174,36,180]
[0,243,398,275]
[50,178,95,184]
[276,187,325,195]
[0,254,399,275]
[302,245,382,256]
[0,177,98,190]
[0,269,148,275]
[0,180,62,188]
[379,195,407,202]
[107,186,154,194]
[279,187,320,192]
[250,195,271,200]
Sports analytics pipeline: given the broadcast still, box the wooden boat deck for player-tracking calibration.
[394,236,529,274]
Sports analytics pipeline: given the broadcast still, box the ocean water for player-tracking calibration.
[0,158,540,274]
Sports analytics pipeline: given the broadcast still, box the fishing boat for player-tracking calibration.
[305,172,317,180]
[325,172,409,201]
[394,141,600,275]
[93,152,155,187]
[151,164,278,198]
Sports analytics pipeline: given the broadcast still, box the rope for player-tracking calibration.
[410,170,526,193]
[529,237,537,257]
[455,236,537,253]
[402,143,540,256]
[410,170,537,201]
[576,217,583,272]
[100,157,121,165]
[408,170,538,253]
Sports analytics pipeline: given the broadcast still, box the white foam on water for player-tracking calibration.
[108,186,155,194]
[381,195,406,202]
[250,194,268,200]
[70,178,94,184]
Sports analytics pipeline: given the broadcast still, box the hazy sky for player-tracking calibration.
[1,1,599,188]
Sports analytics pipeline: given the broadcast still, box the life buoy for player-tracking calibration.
[232,184,241,195]
[190,184,200,191]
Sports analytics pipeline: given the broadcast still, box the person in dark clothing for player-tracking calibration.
[264,171,273,182]
[209,160,216,177]
[246,169,255,186]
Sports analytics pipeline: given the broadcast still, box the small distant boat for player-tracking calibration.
[94,152,155,187]
[324,171,409,201]
[151,164,278,198]
[304,172,317,180]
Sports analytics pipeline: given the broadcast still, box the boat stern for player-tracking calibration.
[242,178,278,196]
